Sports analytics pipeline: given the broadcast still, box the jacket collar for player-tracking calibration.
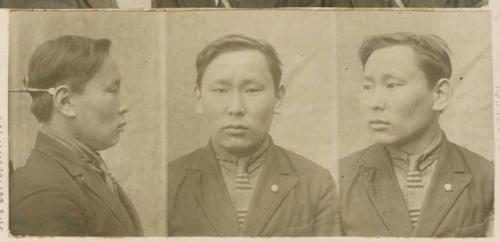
[33,131,140,235]
[186,137,297,236]
[356,134,471,237]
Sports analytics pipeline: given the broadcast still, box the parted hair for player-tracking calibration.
[27,35,111,122]
[195,34,282,91]
[359,32,452,86]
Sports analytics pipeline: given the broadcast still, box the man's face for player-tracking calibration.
[196,50,283,156]
[71,57,128,151]
[359,45,438,147]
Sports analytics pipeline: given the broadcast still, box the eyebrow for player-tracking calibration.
[380,74,405,82]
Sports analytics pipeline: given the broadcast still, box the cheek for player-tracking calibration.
[392,93,434,128]
[85,96,120,124]
[251,98,276,125]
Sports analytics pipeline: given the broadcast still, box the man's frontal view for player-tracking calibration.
[168,34,340,236]
[339,32,493,237]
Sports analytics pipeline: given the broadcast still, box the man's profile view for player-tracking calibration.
[10,35,144,236]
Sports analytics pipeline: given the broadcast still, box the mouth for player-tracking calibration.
[368,119,389,131]
[117,122,127,132]
[222,124,249,136]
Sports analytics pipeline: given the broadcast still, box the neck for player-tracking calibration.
[40,117,81,147]
[390,121,441,155]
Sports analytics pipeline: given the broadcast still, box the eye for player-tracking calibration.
[387,83,401,89]
[245,88,262,94]
[362,84,372,90]
[211,88,227,94]
[106,86,119,93]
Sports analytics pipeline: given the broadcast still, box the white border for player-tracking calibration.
[0,8,8,241]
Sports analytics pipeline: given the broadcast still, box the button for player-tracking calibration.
[444,183,453,192]
[270,184,279,193]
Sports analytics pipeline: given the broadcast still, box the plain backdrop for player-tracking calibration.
[8,11,167,236]
[166,10,338,180]
[336,10,493,160]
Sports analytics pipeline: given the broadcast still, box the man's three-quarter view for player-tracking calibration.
[339,32,493,237]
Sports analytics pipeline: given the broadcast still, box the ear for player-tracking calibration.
[432,78,453,112]
[53,85,76,117]
[194,85,203,114]
[274,84,286,114]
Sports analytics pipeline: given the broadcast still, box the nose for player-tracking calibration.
[226,91,246,116]
[368,89,386,112]
[119,102,129,115]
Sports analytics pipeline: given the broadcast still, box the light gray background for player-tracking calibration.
[166,11,338,179]
[337,10,493,160]
[9,11,167,236]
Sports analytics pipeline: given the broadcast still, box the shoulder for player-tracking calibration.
[168,147,207,189]
[11,150,75,197]
[275,146,332,179]
[168,147,206,172]
[339,145,376,175]
[450,142,493,180]
[5,0,80,8]
[10,150,83,215]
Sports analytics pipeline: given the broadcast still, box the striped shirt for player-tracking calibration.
[212,137,270,226]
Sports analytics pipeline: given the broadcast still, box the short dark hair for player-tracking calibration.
[359,32,452,86]
[195,34,282,91]
[27,35,112,122]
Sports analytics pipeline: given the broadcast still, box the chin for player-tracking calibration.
[220,139,257,154]
[371,132,399,146]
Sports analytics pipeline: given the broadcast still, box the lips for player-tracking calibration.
[368,119,389,131]
[117,122,127,132]
[223,124,249,135]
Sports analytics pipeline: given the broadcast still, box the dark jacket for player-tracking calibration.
[328,0,487,7]
[10,132,144,236]
[5,0,118,8]
[154,0,325,8]
[168,139,341,236]
[339,135,493,237]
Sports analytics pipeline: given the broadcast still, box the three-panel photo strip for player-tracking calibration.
[1,0,497,240]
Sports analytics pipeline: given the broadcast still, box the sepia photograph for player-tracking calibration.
[337,10,494,237]
[8,11,166,236]
[2,6,498,242]
[166,10,339,236]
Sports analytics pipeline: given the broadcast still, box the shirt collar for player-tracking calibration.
[212,136,270,173]
[386,131,443,171]
[40,130,107,171]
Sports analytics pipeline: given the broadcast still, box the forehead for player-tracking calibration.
[202,50,273,85]
[364,45,422,77]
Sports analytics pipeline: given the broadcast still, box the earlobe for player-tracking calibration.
[53,85,76,117]
[274,85,286,114]
[194,85,203,114]
[432,78,453,112]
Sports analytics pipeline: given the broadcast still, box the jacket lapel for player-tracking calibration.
[241,143,298,236]
[188,146,241,235]
[79,171,137,234]
[413,137,472,237]
[116,184,145,236]
[34,132,136,235]
[239,0,280,7]
[84,0,118,8]
[406,0,448,7]
[357,145,413,236]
